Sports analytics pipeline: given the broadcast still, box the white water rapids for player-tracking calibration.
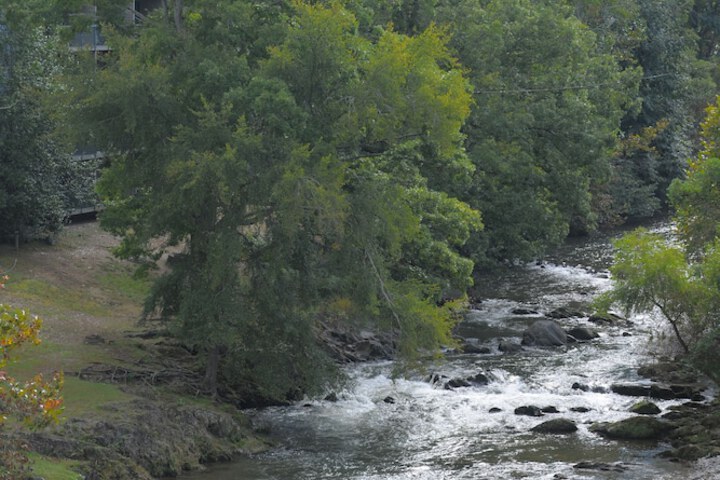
[184,223,717,479]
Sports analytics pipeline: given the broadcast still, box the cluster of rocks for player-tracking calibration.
[458,306,631,355]
[427,371,492,390]
[319,325,396,363]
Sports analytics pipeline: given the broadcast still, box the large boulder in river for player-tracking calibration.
[547,307,585,319]
[590,416,674,440]
[515,405,544,417]
[588,312,626,326]
[522,320,567,347]
[567,327,599,342]
[531,418,577,434]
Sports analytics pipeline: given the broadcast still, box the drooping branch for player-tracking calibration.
[654,300,690,353]
[365,248,402,330]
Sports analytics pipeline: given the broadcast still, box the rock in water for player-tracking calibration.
[445,378,471,389]
[462,342,491,354]
[590,416,673,440]
[522,320,567,346]
[467,372,490,385]
[531,418,577,434]
[574,462,628,473]
[498,340,522,353]
[514,405,544,417]
[547,307,585,319]
[566,327,599,341]
[630,400,661,415]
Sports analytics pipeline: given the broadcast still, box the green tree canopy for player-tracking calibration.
[0,14,78,240]
[434,0,640,263]
[74,0,478,401]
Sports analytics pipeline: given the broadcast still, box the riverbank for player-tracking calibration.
[0,221,270,479]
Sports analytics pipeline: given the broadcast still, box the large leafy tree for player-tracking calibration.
[76,0,477,401]
[0,15,77,240]
[434,0,639,264]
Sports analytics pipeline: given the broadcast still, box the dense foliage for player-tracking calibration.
[3,0,719,400]
[600,98,720,383]
[0,20,74,240]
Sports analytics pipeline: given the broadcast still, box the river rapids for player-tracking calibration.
[185,223,716,479]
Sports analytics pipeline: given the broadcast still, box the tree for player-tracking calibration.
[76,0,477,401]
[0,18,77,241]
[670,99,720,254]
[435,0,639,264]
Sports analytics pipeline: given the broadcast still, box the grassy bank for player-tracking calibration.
[0,221,267,479]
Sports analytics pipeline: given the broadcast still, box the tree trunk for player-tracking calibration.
[161,0,169,22]
[174,0,184,33]
[204,344,221,398]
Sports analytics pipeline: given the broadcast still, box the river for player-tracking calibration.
[184,222,713,479]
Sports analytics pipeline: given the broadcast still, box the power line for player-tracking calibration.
[473,73,677,95]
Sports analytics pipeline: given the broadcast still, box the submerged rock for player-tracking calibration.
[512,308,539,315]
[522,320,567,346]
[383,396,396,404]
[573,462,628,473]
[541,406,559,414]
[531,418,577,434]
[462,342,492,354]
[611,383,704,400]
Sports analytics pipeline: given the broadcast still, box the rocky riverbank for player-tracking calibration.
[454,304,720,466]
[21,398,270,479]
[592,358,720,462]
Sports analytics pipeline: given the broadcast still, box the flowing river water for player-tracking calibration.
[185,222,717,479]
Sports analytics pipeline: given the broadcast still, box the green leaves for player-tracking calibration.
[76,0,477,400]
[438,0,638,262]
[603,97,720,373]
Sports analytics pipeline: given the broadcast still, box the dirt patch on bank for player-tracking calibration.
[0,220,143,345]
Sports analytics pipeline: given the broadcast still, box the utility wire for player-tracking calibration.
[474,72,677,95]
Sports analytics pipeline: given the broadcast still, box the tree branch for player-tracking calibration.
[653,300,690,353]
[365,248,402,330]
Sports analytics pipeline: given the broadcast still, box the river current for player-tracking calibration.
[186,223,715,479]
